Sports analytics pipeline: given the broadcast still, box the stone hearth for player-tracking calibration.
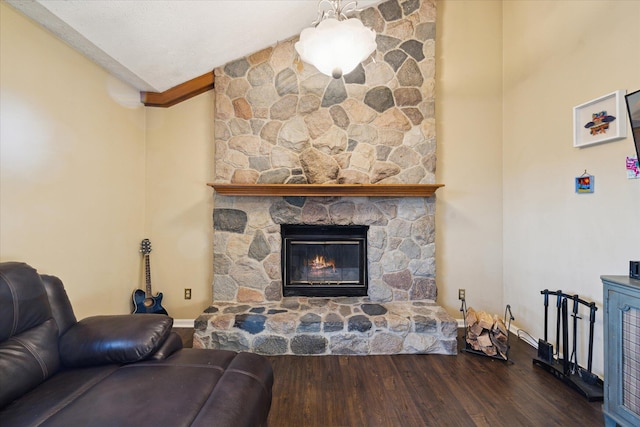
[193,297,457,355]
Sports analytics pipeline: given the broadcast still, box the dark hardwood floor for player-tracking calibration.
[173,329,604,426]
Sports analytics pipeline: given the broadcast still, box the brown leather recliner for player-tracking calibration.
[0,262,273,426]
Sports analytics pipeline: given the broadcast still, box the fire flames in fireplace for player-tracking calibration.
[309,255,336,273]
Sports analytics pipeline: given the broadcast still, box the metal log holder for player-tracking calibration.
[460,296,515,363]
[533,289,604,401]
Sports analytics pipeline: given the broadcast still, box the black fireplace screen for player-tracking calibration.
[281,225,368,297]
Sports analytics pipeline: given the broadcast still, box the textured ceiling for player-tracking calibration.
[7,0,381,93]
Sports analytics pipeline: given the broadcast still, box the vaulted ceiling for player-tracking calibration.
[7,0,381,94]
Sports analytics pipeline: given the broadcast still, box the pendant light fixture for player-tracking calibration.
[295,0,377,79]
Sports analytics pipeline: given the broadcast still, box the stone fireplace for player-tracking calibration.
[193,0,457,355]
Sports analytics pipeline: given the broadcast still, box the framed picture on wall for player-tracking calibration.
[575,174,595,193]
[573,90,627,148]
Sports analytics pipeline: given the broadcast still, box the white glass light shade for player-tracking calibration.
[295,18,376,79]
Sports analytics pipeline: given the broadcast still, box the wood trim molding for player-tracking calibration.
[141,71,214,107]
[208,183,444,197]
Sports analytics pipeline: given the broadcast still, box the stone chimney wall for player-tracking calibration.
[212,0,438,304]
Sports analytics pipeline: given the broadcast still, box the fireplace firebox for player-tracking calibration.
[281,224,368,297]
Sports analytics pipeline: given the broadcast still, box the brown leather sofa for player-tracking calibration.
[0,262,273,426]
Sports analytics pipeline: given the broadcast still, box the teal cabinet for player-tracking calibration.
[602,275,640,427]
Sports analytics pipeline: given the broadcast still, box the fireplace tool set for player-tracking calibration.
[460,296,515,363]
[533,289,603,401]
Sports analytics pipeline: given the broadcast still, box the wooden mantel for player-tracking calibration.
[207,183,444,197]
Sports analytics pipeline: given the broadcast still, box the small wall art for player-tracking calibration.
[573,90,627,148]
[626,156,639,179]
[575,171,595,194]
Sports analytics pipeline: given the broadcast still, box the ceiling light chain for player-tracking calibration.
[295,0,377,79]
[312,0,360,25]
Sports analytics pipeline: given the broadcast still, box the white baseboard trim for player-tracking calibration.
[173,319,195,328]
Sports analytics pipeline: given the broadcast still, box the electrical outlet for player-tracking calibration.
[184,288,192,300]
[458,289,465,300]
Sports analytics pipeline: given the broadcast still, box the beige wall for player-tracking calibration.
[0,3,215,320]
[0,3,146,319]
[436,0,504,316]
[145,92,214,318]
[502,0,640,376]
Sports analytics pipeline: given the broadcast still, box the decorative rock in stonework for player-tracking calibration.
[348,315,373,332]
[343,64,366,85]
[402,108,424,125]
[383,269,412,290]
[400,40,425,61]
[223,304,251,314]
[376,34,402,52]
[364,86,395,113]
[378,0,403,21]
[278,117,309,152]
[328,201,356,224]
[416,22,436,41]
[275,68,299,96]
[298,313,322,332]
[402,0,421,15]
[269,200,301,224]
[394,87,422,106]
[330,334,369,355]
[330,105,350,129]
[414,315,438,333]
[371,161,401,183]
[337,170,370,184]
[270,94,298,120]
[373,108,412,132]
[213,209,247,233]
[237,287,264,303]
[403,332,437,353]
[304,109,333,139]
[234,313,267,334]
[312,127,347,155]
[257,168,290,184]
[214,254,232,275]
[384,49,408,71]
[299,95,321,115]
[371,332,404,354]
[248,62,275,87]
[361,303,388,316]
[291,335,327,355]
[397,59,424,87]
[248,231,270,261]
[210,332,249,351]
[249,156,270,172]
[253,335,288,355]
[229,258,269,290]
[321,78,348,107]
[301,202,330,224]
[224,58,250,78]
[300,148,339,183]
[264,281,283,301]
[229,135,260,155]
[323,313,344,332]
[260,121,281,144]
[232,98,252,120]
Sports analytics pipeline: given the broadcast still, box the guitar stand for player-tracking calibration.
[533,289,603,401]
[460,297,515,363]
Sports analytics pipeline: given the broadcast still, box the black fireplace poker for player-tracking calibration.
[533,289,603,401]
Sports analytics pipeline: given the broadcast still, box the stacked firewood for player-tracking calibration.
[465,307,509,359]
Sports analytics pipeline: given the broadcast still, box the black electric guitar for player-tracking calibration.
[132,239,168,315]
